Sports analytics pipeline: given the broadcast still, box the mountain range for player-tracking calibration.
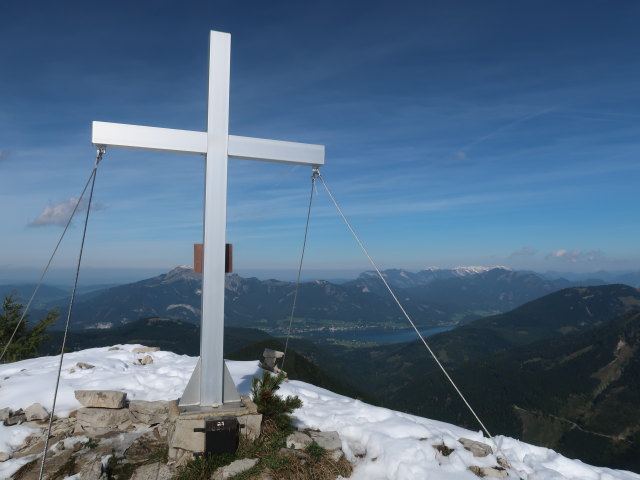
[0,265,616,333]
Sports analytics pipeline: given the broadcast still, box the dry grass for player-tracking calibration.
[265,453,353,480]
[229,420,352,480]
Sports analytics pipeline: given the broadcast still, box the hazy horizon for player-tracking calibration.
[1,263,638,288]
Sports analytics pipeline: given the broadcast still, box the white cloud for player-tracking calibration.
[545,249,604,263]
[29,197,106,227]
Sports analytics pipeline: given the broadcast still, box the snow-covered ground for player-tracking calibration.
[0,346,638,480]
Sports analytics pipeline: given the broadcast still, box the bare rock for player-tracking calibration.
[77,452,112,479]
[155,422,170,440]
[459,437,493,457]
[260,348,284,373]
[75,407,133,434]
[11,432,46,459]
[0,407,11,421]
[3,409,26,426]
[0,451,10,462]
[212,458,259,480]
[470,466,508,478]
[36,447,75,479]
[50,418,76,437]
[133,346,160,353]
[130,462,177,480]
[309,431,341,451]
[286,431,312,450]
[76,362,95,369]
[138,355,154,365]
[108,346,121,351]
[25,403,49,421]
[328,449,344,462]
[75,390,127,409]
[129,400,170,425]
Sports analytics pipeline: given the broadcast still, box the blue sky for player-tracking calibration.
[1,1,639,284]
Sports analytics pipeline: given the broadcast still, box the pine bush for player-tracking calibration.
[0,295,57,363]
[250,370,302,430]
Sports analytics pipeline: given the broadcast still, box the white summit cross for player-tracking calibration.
[92,30,325,410]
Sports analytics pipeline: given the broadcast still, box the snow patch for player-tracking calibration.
[452,266,511,276]
[0,347,638,480]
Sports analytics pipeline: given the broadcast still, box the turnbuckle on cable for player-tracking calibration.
[96,147,106,165]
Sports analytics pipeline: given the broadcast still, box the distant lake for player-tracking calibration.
[312,325,455,344]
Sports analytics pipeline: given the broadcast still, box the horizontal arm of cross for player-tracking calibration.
[92,121,324,166]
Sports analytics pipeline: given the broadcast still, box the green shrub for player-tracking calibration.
[0,295,57,364]
[250,370,302,430]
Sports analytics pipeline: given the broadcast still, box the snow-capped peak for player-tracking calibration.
[420,266,511,276]
[451,265,511,276]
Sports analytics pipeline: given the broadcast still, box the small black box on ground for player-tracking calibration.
[201,416,240,455]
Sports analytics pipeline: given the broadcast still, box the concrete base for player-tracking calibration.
[178,400,244,415]
[167,395,262,463]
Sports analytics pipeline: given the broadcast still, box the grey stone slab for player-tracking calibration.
[286,431,312,450]
[24,403,49,421]
[75,390,127,409]
[459,437,493,457]
[309,431,341,451]
[75,407,133,434]
[129,400,170,426]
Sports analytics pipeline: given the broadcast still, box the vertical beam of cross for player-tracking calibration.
[200,31,231,407]
[92,30,324,410]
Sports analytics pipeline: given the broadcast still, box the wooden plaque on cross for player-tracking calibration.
[193,243,232,274]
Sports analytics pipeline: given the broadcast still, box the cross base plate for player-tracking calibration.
[178,358,241,411]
